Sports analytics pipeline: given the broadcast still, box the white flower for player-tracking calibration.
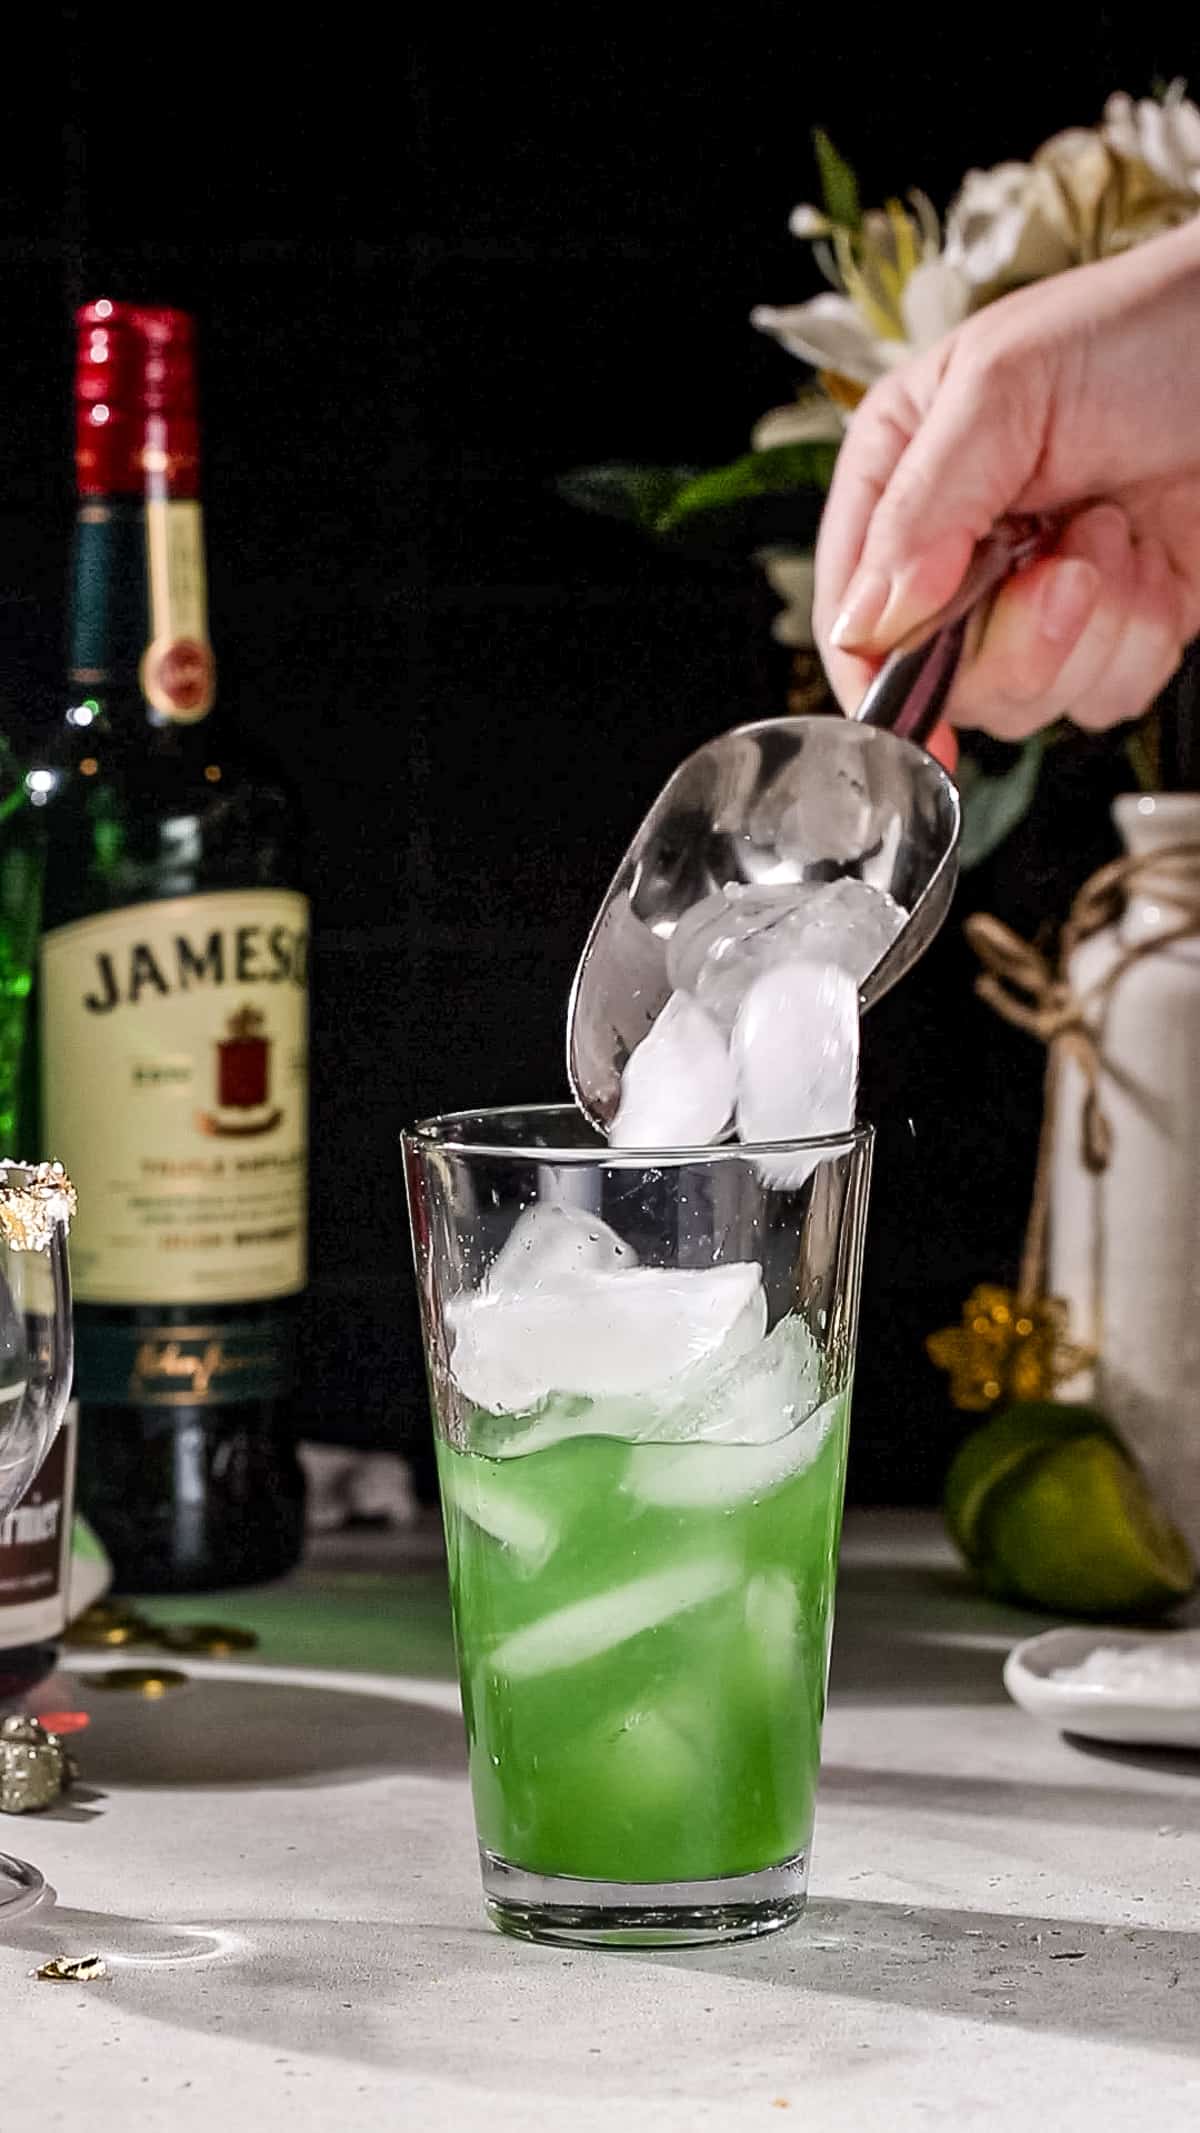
[759,550,817,647]
[753,194,960,386]
[747,89,1200,674]
[750,391,846,451]
[1032,118,1198,259]
[940,159,1077,295]
[755,91,1200,412]
[751,292,900,387]
[1103,81,1200,194]
[897,255,973,345]
[941,107,1200,306]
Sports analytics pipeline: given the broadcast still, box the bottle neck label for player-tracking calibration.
[141,499,216,721]
[69,497,216,724]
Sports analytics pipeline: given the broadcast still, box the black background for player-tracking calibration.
[0,12,1181,1501]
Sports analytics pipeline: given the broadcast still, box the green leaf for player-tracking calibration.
[1124,710,1161,793]
[813,127,861,232]
[956,735,1047,870]
[556,464,699,530]
[654,443,839,533]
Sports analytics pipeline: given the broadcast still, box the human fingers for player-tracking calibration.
[820,330,1043,633]
[952,507,1186,737]
[951,505,1130,737]
[814,356,975,712]
[1066,532,1186,731]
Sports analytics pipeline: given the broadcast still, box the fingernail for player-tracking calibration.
[830,569,891,648]
[1038,558,1100,644]
[1075,503,1130,572]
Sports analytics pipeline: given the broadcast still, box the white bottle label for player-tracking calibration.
[41,889,309,1305]
[0,1403,76,1647]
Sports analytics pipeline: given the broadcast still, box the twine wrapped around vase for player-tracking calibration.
[929,840,1200,1410]
[967,842,1200,1310]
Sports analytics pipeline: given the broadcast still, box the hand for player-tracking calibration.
[814,219,1200,738]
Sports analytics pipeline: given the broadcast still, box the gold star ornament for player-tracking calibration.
[926,1284,1092,1413]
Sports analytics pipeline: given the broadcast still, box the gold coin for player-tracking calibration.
[158,1623,258,1656]
[87,1667,190,1698]
[63,1612,156,1646]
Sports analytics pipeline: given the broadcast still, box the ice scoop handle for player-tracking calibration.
[853,517,1047,748]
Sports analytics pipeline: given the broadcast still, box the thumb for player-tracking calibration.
[828,351,1040,653]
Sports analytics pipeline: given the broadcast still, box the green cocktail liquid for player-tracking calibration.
[437,1360,849,1886]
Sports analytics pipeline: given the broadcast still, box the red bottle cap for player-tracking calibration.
[75,300,201,498]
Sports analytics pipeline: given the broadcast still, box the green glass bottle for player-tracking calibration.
[0,645,71,1694]
[0,734,41,1153]
[32,301,308,1593]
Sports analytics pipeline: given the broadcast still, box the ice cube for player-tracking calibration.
[732,958,859,1182]
[609,990,734,1147]
[788,875,906,979]
[585,1706,703,1820]
[668,878,905,1033]
[667,883,796,1032]
[744,1570,802,1695]
[471,1288,819,1459]
[667,1312,823,1445]
[488,1554,739,1679]
[626,1388,842,1509]
[473,1385,651,1459]
[560,1312,819,1455]
[438,1444,558,1571]
[446,1260,767,1415]
[776,754,875,864]
[482,1393,620,1458]
[476,1311,801,1459]
[486,1201,637,1295]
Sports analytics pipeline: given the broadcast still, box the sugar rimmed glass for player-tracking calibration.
[0,1164,75,1917]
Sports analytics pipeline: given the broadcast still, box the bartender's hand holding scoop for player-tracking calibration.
[815,218,1200,741]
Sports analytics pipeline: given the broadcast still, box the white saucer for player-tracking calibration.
[1004,1626,1200,1750]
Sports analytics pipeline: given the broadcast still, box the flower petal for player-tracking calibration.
[750,294,898,385]
[942,158,1078,295]
[760,549,817,605]
[759,547,817,647]
[900,257,971,347]
[750,394,845,451]
[771,607,818,648]
[1104,87,1200,194]
[907,188,943,252]
[789,203,833,238]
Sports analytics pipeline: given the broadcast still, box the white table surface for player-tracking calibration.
[5,1510,1199,2132]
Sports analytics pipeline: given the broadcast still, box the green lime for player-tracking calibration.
[943,1401,1116,1564]
[980,1432,1195,1619]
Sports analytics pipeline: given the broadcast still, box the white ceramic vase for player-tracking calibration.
[1049,792,1200,1551]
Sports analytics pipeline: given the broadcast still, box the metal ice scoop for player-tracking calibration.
[852,515,1044,741]
[567,519,1044,1130]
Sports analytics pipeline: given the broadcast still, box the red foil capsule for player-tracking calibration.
[75,300,200,499]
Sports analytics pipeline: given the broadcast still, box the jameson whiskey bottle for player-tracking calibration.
[35,301,307,1592]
